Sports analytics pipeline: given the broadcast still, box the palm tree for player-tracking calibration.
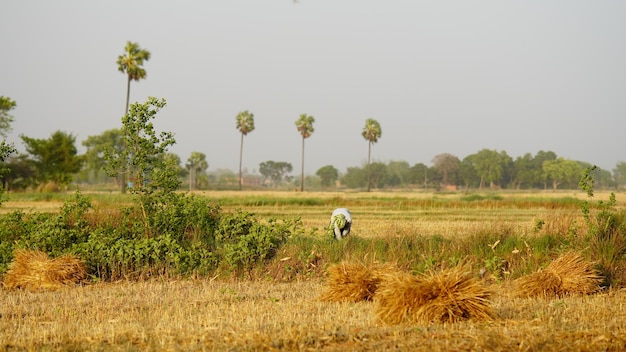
[236,110,255,190]
[117,41,151,114]
[361,118,382,192]
[116,41,150,194]
[295,114,315,192]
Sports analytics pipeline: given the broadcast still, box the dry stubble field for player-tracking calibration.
[1,190,625,351]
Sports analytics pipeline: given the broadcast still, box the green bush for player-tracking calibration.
[216,210,299,274]
[0,191,301,281]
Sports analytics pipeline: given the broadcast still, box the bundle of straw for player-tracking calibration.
[513,251,602,298]
[319,261,400,302]
[2,249,87,291]
[375,266,493,325]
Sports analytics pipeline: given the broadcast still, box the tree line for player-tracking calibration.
[1,119,623,192]
[1,92,625,192]
[1,41,625,193]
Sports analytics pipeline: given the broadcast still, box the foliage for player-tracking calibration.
[316,165,339,187]
[104,97,179,236]
[0,96,16,138]
[236,110,255,190]
[406,162,429,187]
[613,161,626,190]
[431,153,460,186]
[464,149,511,189]
[543,158,584,191]
[0,154,37,191]
[186,151,209,190]
[362,118,382,192]
[117,41,151,114]
[0,191,299,280]
[20,130,83,187]
[1,188,625,287]
[259,160,293,186]
[361,118,382,144]
[82,128,123,184]
[341,166,367,188]
[579,165,626,286]
[0,192,93,274]
[295,113,315,191]
[0,141,17,204]
[216,210,297,274]
[385,160,411,187]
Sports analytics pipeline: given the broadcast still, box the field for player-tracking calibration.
[1,190,625,351]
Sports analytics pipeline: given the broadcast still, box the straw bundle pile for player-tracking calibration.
[2,249,87,291]
[319,261,401,302]
[513,251,602,298]
[375,267,493,325]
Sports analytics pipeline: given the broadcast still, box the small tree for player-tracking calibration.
[259,161,293,187]
[186,152,209,191]
[432,153,460,186]
[361,118,382,192]
[341,166,367,189]
[613,161,626,190]
[295,113,315,191]
[542,158,583,191]
[0,96,17,203]
[82,129,124,184]
[0,96,17,138]
[20,131,83,187]
[316,165,338,188]
[104,97,179,236]
[236,110,255,191]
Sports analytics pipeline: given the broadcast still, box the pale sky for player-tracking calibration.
[2,1,625,175]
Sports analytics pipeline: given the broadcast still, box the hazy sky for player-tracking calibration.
[2,1,625,175]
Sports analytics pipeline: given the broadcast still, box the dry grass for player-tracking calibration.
[513,251,603,298]
[375,266,494,325]
[0,280,624,351]
[2,249,87,291]
[318,261,402,302]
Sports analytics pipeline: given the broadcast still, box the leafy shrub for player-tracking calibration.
[579,166,626,287]
[147,193,221,244]
[73,231,213,280]
[216,210,299,274]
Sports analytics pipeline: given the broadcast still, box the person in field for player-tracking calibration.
[329,208,352,240]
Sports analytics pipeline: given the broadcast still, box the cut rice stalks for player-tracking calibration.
[319,261,401,302]
[513,251,603,298]
[2,249,87,291]
[375,266,494,325]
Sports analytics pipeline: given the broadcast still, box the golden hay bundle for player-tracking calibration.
[513,251,602,298]
[318,261,401,302]
[2,249,87,291]
[375,266,493,325]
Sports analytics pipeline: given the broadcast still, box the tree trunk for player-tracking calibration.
[125,75,131,116]
[367,142,371,192]
[239,133,244,191]
[121,75,132,194]
[300,137,305,192]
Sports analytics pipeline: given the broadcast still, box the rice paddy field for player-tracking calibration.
[1,190,626,351]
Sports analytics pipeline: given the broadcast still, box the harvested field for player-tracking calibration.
[0,280,625,351]
[0,190,624,350]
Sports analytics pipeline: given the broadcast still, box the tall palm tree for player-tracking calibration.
[116,41,150,194]
[295,114,315,192]
[236,110,255,190]
[117,41,151,114]
[361,118,382,192]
